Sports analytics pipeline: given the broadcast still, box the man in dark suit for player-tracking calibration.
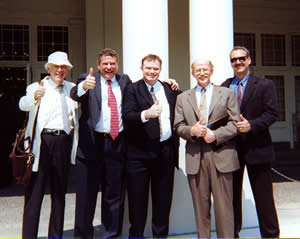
[174,58,240,238]
[70,48,132,239]
[221,46,280,238]
[122,54,180,238]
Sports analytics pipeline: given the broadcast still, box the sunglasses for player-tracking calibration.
[230,56,248,64]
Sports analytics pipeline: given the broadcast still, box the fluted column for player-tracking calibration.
[122,0,169,82]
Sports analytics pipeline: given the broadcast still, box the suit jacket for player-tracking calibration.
[174,85,240,175]
[122,79,180,165]
[221,73,278,165]
[19,76,79,171]
[70,71,132,161]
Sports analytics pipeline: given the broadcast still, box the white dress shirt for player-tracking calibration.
[78,75,123,133]
[141,81,172,142]
[41,77,74,130]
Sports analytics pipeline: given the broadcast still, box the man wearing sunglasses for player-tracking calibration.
[222,46,280,238]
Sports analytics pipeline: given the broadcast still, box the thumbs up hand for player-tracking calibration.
[34,81,46,101]
[235,114,251,133]
[145,101,163,119]
[82,67,96,91]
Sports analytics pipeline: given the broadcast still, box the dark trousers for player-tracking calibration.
[22,132,72,239]
[126,141,175,239]
[74,132,126,239]
[233,160,280,238]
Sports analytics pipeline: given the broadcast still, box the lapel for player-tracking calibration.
[137,79,156,106]
[160,80,171,101]
[187,87,200,120]
[208,86,223,120]
[116,73,126,94]
[240,73,256,111]
[94,71,102,106]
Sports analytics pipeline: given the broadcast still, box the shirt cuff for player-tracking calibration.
[141,110,149,123]
[77,81,87,97]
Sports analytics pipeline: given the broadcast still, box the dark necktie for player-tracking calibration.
[198,87,207,125]
[237,80,243,106]
[107,80,119,140]
[150,86,157,103]
[59,85,71,134]
[150,86,162,138]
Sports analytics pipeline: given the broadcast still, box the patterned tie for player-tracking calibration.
[150,86,157,103]
[107,80,119,140]
[237,80,243,106]
[198,87,207,125]
[59,85,71,134]
[150,86,162,138]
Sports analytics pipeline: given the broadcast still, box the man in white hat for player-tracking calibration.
[19,51,79,239]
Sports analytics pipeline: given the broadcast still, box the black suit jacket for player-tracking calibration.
[70,71,132,161]
[122,79,180,166]
[221,73,278,165]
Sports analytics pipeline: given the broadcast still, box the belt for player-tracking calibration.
[96,131,123,139]
[42,129,67,136]
[98,132,111,138]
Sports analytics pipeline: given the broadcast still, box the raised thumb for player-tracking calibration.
[88,67,94,76]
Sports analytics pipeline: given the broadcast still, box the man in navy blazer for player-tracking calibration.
[123,54,180,238]
[221,46,280,238]
[70,48,132,239]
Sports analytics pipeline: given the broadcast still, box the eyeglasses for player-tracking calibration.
[230,56,248,64]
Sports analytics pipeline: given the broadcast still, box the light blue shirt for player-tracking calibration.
[229,73,250,97]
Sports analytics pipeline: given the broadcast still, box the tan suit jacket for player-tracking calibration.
[174,85,240,175]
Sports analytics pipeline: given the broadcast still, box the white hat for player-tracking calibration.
[44,51,73,70]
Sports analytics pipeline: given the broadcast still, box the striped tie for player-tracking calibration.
[198,87,207,125]
[107,80,119,140]
[59,85,71,134]
[237,80,243,106]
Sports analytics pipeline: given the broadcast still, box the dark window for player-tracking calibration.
[37,26,68,61]
[234,33,256,66]
[295,76,300,120]
[261,34,286,66]
[0,25,29,61]
[291,35,300,66]
[266,75,285,121]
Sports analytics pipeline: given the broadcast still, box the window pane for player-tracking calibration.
[37,26,69,61]
[234,33,256,66]
[261,34,286,66]
[0,24,29,61]
[266,75,285,121]
[292,35,300,66]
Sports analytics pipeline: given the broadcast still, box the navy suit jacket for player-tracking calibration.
[221,73,278,165]
[122,79,180,166]
[70,71,132,161]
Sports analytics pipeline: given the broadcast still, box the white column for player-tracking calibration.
[122,0,169,82]
[190,0,234,87]
[122,0,191,237]
[189,0,259,231]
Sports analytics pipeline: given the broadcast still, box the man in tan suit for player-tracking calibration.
[174,59,240,238]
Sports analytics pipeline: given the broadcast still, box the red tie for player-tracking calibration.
[107,80,119,140]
